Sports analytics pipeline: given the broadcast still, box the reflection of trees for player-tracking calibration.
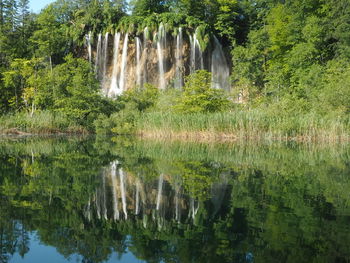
[0,137,350,262]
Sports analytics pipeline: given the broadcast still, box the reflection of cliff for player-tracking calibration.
[85,160,229,226]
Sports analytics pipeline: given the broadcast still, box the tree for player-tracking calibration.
[130,0,168,16]
[2,58,43,113]
[30,4,68,69]
[52,55,113,128]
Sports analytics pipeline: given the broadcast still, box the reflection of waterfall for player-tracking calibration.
[85,198,92,221]
[119,168,128,219]
[156,174,164,211]
[211,173,229,217]
[95,191,101,219]
[102,172,108,220]
[157,23,166,90]
[175,185,181,221]
[109,33,121,97]
[119,33,129,93]
[189,198,199,220]
[86,161,216,223]
[135,181,140,215]
[211,36,230,91]
[111,162,120,220]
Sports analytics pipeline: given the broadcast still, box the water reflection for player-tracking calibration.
[85,160,217,227]
[0,136,350,263]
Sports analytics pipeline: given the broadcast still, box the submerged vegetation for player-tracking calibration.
[0,0,350,139]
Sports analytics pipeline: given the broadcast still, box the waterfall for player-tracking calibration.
[195,27,204,70]
[135,37,142,87]
[92,27,230,94]
[101,32,109,93]
[118,33,129,93]
[119,168,128,219]
[190,29,204,74]
[156,174,164,211]
[109,32,121,97]
[156,23,166,90]
[190,35,195,74]
[211,36,230,90]
[95,33,102,76]
[86,32,92,63]
[175,27,183,89]
[111,162,120,220]
[142,27,149,84]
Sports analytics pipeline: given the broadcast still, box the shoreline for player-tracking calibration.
[1,128,349,143]
[0,128,89,136]
[137,130,350,143]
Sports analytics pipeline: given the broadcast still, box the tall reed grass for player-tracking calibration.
[0,111,87,134]
[137,110,350,142]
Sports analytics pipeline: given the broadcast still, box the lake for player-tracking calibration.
[0,136,349,263]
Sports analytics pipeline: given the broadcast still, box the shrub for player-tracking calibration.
[174,70,231,113]
[111,103,140,135]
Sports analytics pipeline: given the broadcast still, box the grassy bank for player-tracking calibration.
[136,111,350,142]
[0,111,88,135]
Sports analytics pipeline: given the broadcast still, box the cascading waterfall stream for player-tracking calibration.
[156,23,166,90]
[211,36,230,90]
[195,28,204,70]
[135,37,142,87]
[109,33,121,97]
[118,33,129,93]
[190,29,204,74]
[101,32,109,93]
[95,33,102,76]
[175,28,183,89]
[111,162,120,221]
[190,35,195,74]
[142,27,149,84]
[86,32,92,63]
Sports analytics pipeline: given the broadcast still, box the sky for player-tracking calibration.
[29,0,56,13]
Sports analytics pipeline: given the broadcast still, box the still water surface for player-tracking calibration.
[1,136,349,263]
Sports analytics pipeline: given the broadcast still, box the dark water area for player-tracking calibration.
[0,136,350,263]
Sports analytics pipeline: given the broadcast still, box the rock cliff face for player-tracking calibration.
[88,27,230,97]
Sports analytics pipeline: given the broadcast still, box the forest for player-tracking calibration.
[0,0,349,139]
